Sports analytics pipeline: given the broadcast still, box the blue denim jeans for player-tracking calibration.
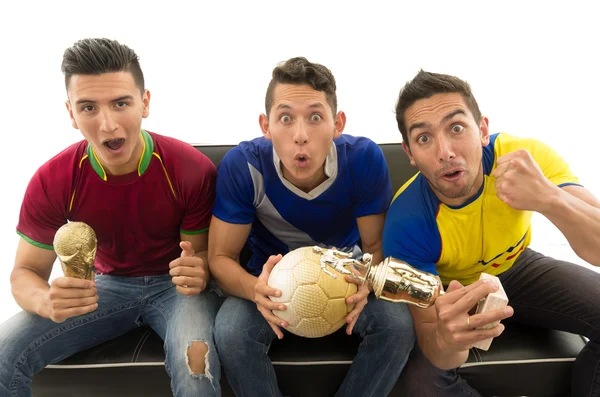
[214,293,415,397]
[0,274,222,397]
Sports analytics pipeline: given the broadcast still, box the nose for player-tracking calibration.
[436,136,455,162]
[99,108,118,134]
[293,120,309,145]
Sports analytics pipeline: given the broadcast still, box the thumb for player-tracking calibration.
[180,241,195,258]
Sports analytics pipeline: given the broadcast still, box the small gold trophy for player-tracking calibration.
[53,222,97,280]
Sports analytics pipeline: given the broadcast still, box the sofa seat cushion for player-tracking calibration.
[33,323,585,397]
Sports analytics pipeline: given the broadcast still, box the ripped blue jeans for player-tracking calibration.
[0,273,222,397]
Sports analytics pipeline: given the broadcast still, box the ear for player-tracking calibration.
[65,100,78,129]
[142,89,151,118]
[479,116,490,146]
[259,113,271,140]
[402,142,417,167]
[333,111,346,139]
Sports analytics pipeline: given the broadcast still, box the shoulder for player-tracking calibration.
[335,135,385,169]
[35,140,88,181]
[335,135,380,155]
[150,131,216,174]
[389,174,440,221]
[221,137,272,171]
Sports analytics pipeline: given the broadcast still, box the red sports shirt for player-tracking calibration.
[17,129,216,276]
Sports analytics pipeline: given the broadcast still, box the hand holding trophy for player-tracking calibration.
[53,222,97,280]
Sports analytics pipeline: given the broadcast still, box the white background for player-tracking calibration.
[0,1,598,322]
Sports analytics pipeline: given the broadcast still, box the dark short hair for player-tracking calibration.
[395,70,482,145]
[265,57,337,116]
[61,38,144,94]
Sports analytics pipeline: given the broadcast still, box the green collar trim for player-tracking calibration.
[86,129,154,180]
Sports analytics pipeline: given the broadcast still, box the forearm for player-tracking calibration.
[541,188,600,266]
[10,267,50,317]
[209,255,257,300]
[418,322,470,370]
[362,241,383,266]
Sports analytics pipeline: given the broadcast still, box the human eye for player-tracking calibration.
[309,113,322,122]
[81,105,95,112]
[450,124,464,133]
[115,101,128,109]
[416,134,430,144]
[279,114,292,123]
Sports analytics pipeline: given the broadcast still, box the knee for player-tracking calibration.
[186,341,209,376]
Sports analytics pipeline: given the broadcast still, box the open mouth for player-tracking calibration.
[444,170,461,178]
[103,138,125,151]
[295,154,309,166]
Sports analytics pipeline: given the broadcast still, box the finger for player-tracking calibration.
[458,323,506,348]
[344,274,364,287]
[259,254,282,280]
[268,321,284,340]
[258,306,287,331]
[53,277,95,289]
[443,279,493,305]
[346,316,358,335]
[469,306,514,329]
[256,295,286,311]
[49,285,97,299]
[346,287,369,305]
[170,262,206,276]
[491,161,510,179]
[171,275,205,288]
[345,297,367,334]
[176,285,202,296]
[496,151,521,165]
[255,280,281,298]
[346,300,366,325]
[180,241,195,258]
[51,304,98,323]
[53,295,100,309]
[169,256,204,269]
[453,282,499,314]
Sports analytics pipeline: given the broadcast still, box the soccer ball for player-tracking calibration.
[268,246,358,338]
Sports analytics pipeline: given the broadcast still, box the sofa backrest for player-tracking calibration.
[194,142,417,192]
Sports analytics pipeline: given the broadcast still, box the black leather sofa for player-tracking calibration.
[32,143,587,397]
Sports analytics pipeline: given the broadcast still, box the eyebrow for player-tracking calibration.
[74,95,135,105]
[275,103,326,111]
[408,109,467,135]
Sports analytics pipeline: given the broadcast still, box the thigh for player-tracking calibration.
[352,294,414,337]
[215,296,276,346]
[0,276,142,371]
[143,278,222,340]
[500,248,600,340]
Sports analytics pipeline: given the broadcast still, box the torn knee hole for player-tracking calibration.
[186,340,209,375]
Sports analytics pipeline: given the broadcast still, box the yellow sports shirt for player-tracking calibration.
[382,133,581,285]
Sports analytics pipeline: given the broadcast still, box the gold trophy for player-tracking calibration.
[314,247,508,350]
[313,246,443,308]
[53,222,97,280]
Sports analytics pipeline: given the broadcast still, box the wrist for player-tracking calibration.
[537,184,565,215]
[34,289,51,318]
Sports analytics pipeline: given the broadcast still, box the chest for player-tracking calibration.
[68,162,183,243]
[436,179,532,266]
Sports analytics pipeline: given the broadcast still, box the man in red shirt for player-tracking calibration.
[0,38,221,396]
